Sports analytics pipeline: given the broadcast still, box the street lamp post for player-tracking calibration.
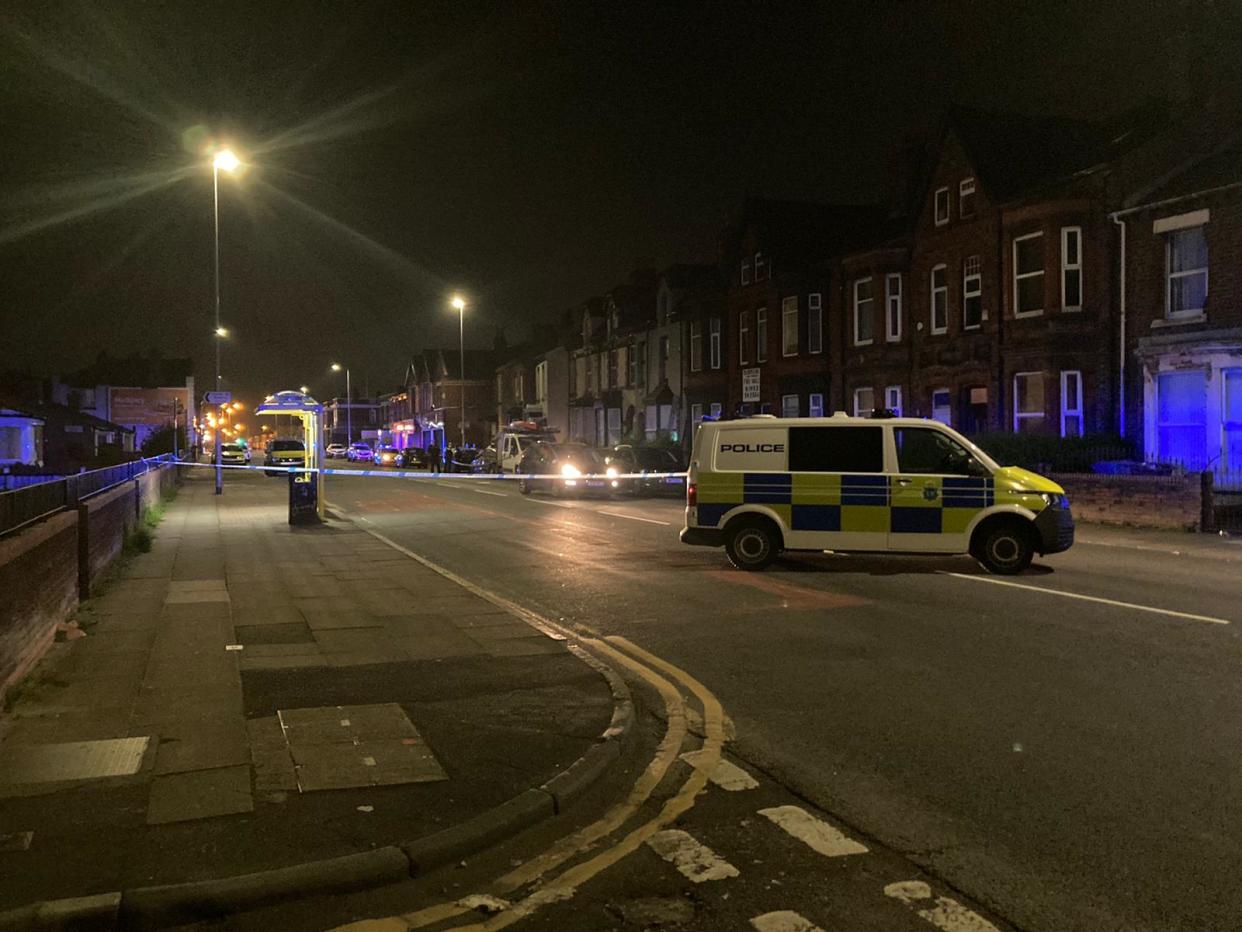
[331,364,352,446]
[212,148,240,495]
[451,295,466,452]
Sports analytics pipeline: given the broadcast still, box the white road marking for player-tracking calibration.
[1075,537,1183,554]
[599,510,672,526]
[527,498,574,508]
[750,911,824,932]
[758,805,868,857]
[940,572,1230,625]
[646,829,739,882]
[472,487,508,497]
[679,750,759,791]
[884,880,1000,932]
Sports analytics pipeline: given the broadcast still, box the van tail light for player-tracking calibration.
[687,482,696,507]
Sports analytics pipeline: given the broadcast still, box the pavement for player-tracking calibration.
[0,471,625,925]
[309,466,1242,932]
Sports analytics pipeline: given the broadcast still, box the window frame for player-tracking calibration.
[809,392,824,418]
[1013,371,1046,432]
[931,388,952,426]
[853,278,874,346]
[739,309,750,366]
[962,255,982,330]
[709,317,722,370]
[934,186,950,226]
[781,394,799,418]
[1060,370,1083,438]
[689,320,702,372]
[1165,226,1209,319]
[709,402,722,419]
[754,252,767,282]
[1061,226,1083,312]
[808,292,823,354]
[930,264,948,334]
[756,308,767,363]
[1013,231,1045,318]
[740,258,752,286]
[853,386,875,417]
[885,385,903,417]
[690,403,703,424]
[959,177,976,218]
[781,295,799,357]
[885,273,902,342]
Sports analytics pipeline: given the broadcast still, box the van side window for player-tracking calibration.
[788,426,883,473]
[895,427,984,476]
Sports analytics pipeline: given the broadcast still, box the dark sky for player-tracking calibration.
[0,1,1193,407]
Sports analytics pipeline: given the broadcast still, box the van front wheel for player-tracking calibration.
[973,519,1034,575]
[725,518,780,571]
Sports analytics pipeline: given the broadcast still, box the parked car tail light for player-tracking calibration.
[687,482,696,506]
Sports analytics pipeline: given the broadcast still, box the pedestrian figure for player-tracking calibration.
[428,443,441,473]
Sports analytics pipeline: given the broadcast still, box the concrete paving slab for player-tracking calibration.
[167,579,228,592]
[394,634,486,660]
[230,606,306,626]
[479,637,567,657]
[153,720,249,775]
[235,623,315,644]
[312,629,389,653]
[302,610,385,631]
[450,612,531,629]
[326,651,395,667]
[0,737,150,785]
[462,623,556,641]
[146,764,253,824]
[239,652,328,671]
[380,615,458,637]
[164,589,231,604]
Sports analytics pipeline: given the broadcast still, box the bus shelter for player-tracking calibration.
[255,390,324,524]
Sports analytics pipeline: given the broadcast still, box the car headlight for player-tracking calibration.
[606,466,618,479]
[561,463,581,478]
[1038,492,1068,509]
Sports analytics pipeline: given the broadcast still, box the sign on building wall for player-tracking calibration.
[110,387,190,426]
[742,368,761,403]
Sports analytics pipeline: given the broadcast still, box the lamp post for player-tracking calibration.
[451,295,466,451]
[212,148,240,495]
[331,363,352,447]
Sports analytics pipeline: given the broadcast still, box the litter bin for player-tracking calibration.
[289,471,320,525]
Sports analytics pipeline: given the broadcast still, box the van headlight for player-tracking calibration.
[605,466,619,479]
[561,463,581,478]
[1039,492,1068,509]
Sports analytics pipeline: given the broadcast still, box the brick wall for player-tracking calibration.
[0,510,79,703]
[0,464,178,705]
[1052,472,1204,530]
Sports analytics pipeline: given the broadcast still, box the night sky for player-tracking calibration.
[0,1,1196,407]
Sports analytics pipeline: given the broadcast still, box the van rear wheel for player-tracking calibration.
[725,518,779,571]
[974,520,1034,575]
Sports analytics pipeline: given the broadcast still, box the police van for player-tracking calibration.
[681,413,1073,574]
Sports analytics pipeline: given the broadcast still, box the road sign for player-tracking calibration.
[205,391,232,405]
[742,368,761,403]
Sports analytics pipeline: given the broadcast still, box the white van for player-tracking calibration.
[681,414,1073,574]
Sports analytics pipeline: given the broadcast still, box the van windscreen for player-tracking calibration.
[787,426,883,473]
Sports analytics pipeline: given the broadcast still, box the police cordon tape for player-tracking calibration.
[174,458,688,482]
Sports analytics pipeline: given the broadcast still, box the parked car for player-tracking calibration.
[399,447,429,469]
[445,445,481,473]
[264,439,305,476]
[606,445,686,496]
[467,446,499,474]
[220,441,251,466]
[373,445,401,467]
[346,442,373,462]
[325,443,348,458]
[516,442,617,496]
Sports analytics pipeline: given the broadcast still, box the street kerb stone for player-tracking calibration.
[479,638,567,657]
[146,764,253,825]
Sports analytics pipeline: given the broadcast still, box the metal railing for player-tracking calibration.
[0,455,176,537]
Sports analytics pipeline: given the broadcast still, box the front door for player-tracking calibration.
[889,425,992,553]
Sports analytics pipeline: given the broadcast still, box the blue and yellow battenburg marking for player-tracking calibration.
[696,473,997,534]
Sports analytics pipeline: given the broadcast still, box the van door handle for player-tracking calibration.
[896,478,913,486]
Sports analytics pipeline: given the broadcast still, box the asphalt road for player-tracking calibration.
[321,464,1242,932]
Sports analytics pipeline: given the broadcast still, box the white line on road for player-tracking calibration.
[679,749,759,790]
[757,805,868,857]
[884,880,1000,932]
[646,829,739,882]
[471,487,508,497]
[940,572,1230,625]
[1075,537,1185,554]
[527,498,574,508]
[750,911,824,932]
[599,510,672,526]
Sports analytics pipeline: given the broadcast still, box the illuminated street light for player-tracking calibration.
[450,295,466,450]
[330,363,352,446]
[211,146,243,494]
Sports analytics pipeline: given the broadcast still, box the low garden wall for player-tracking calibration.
[1051,471,1209,531]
